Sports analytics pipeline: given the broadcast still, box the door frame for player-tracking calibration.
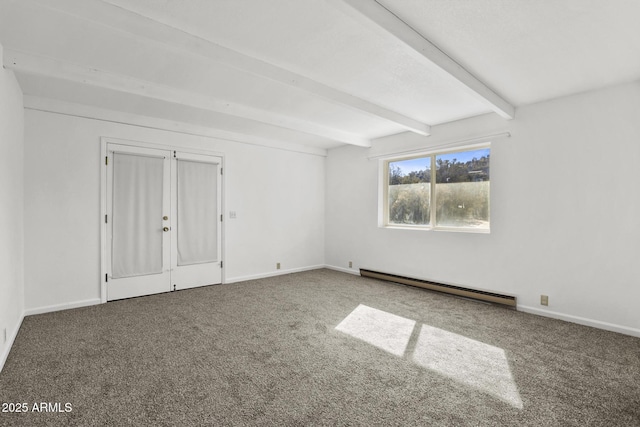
[100,137,225,303]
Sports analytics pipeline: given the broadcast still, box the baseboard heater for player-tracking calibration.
[359,269,517,308]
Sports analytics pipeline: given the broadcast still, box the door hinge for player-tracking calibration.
[105,156,108,166]
[221,167,223,175]
[173,150,176,158]
[220,214,223,222]
[105,274,108,283]
[105,214,108,223]
[220,261,223,268]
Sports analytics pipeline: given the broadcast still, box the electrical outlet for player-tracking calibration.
[541,295,549,306]
[276,262,281,270]
[349,261,353,268]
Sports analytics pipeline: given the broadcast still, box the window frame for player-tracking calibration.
[380,144,491,233]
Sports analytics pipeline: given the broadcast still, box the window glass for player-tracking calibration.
[385,147,490,231]
[435,149,490,229]
[388,157,431,225]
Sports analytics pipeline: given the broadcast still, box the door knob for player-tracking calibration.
[163,216,169,220]
[163,227,169,232]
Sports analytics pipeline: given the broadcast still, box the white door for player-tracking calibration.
[106,145,172,300]
[105,144,222,301]
[170,152,223,290]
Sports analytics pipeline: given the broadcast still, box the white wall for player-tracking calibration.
[0,42,25,370]
[326,81,640,336]
[16,76,640,337]
[23,109,325,312]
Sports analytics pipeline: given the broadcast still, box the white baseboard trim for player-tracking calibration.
[324,264,361,275]
[225,265,326,284]
[24,298,102,317]
[0,311,24,374]
[518,305,640,338]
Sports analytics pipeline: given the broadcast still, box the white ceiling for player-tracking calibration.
[1,0,638,152]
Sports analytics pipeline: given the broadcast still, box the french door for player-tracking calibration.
[105,143,222,301]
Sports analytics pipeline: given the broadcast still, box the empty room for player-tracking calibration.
[1,0,639,425]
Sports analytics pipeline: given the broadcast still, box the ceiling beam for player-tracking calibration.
[27,0,431,137]
[330,0,515,120]
[23,95,329,157]
[5,49,371,147]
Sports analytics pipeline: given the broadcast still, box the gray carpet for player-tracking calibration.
[1,269,639,426]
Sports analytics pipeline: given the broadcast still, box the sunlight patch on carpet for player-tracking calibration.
[412,325,523,409]
[334,304,416,356]
[335,304,523,409]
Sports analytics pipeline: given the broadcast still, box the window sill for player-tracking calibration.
[381,224,490,234]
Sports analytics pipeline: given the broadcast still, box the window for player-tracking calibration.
[383,146,490,232]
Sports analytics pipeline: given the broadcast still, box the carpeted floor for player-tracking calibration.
[1,269,639,426]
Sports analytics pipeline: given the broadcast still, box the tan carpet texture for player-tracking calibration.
[1,269,639,426]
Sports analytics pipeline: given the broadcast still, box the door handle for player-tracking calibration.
[163,227,169,232]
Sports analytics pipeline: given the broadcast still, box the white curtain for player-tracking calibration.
[112,153,164,278]
[177,159,218,265]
